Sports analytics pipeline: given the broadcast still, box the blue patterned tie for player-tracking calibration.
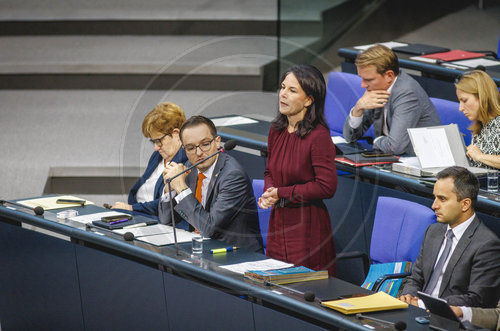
[424,229,455,294]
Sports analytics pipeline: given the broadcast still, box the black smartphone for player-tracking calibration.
[361,151,393,158]
[101,214,132,223]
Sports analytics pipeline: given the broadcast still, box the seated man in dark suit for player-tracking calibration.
[451,299,500,330]
[399,166,500,308]
[159,115,263,252]
[343,44,441,155]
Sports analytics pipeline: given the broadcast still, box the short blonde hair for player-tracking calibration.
[455,70,500,135]
[355,44,399,76]
[142,102,186,138]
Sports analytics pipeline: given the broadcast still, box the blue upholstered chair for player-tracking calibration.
[251,179,270,252]
[337,196,436,291]
[324,71,374,139]
[370,197,436,265]
[430,97,472,146]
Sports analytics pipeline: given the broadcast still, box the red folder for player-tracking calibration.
[421,50,485,61]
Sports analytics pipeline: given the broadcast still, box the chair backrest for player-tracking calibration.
[430,97,472,146]
[251,179,270,250]
[324,71,374,138]
[370,196,436,264]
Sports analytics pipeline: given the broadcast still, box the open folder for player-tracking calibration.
[400,124,488,177]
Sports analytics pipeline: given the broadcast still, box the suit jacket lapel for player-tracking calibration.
[204,154,226,208]
[439,217,480,296]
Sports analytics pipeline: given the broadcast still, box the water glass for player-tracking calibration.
[192,235,203,254]
[487,170,499,192]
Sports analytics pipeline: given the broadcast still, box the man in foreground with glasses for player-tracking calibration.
[158,115,263,252]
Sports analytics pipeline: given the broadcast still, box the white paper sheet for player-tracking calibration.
[410,56,438,64]
[113,224,173,237]
[212,116,258,127]
[354,41,407,51]
[135,231,198,246]
[219,259,294,275]
[69,211,130,224]
[409,127,455,168]
[452,58,500,67]
[17,195,94,210]
[331,136,347,144]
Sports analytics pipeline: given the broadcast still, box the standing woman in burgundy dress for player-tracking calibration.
[258,64,338,276]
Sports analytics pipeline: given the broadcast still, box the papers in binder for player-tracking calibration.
[409,127,454,168]
[321,291,408,314]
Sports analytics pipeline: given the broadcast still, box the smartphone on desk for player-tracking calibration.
[361,151,393,158]
[101,214,132,223]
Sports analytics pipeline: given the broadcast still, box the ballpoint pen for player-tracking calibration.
[210,246,239,254]
[109,218,130,225]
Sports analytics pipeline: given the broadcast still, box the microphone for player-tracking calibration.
[0,199,44,216]
[356,313,407,330]
[166,139,237,255]
[264,280,316,302]
[123,232,135,241]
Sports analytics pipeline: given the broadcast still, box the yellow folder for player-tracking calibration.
[321,291,408,315]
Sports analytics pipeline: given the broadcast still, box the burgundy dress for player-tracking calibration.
[264,124,338,276]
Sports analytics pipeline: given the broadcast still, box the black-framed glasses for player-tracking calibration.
[149,132,169,147]
[183,138,215,154]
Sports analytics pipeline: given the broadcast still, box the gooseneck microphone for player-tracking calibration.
[0,199,44,216]
[166,140,237,255]
[356,313,407,330]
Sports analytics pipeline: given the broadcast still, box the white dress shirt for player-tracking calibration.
[136,159,164,203]
[348,76,398,143]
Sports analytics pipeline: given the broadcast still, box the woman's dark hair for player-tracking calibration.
[272,64,328,137]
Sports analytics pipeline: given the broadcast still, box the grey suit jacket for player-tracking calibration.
[401,216,500,308]
[471,300,500,331]
[343,71,441,155]
[159,152,263,252]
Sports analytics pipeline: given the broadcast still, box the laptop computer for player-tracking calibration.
[417,291,465,330]
[405,124,488,177]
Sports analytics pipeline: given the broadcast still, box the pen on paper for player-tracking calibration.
[210,246,239,254]
[109,218,130,225]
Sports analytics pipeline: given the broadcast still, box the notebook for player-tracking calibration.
[392,43,450,55]
[405,124,488,177]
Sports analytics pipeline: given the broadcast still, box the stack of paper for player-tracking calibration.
[321,291,408,314]
[244,266,328,284]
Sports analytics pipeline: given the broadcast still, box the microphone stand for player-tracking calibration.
[166,148,224,256]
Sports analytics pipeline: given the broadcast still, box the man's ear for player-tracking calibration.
[461,198,472,212]
[384,70,395,84]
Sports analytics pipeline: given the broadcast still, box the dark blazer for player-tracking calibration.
[471,300,500,331]
[158,152,263,252]
[343,71,441,155]
[128,149,187,216]
[401,216,500,308]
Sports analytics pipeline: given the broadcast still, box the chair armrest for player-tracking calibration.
[336,251,370,277]
[372,272,411,292]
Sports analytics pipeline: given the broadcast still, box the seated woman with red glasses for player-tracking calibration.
[111,102,188,217]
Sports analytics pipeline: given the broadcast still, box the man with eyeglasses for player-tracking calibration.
[158,116,263,252]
